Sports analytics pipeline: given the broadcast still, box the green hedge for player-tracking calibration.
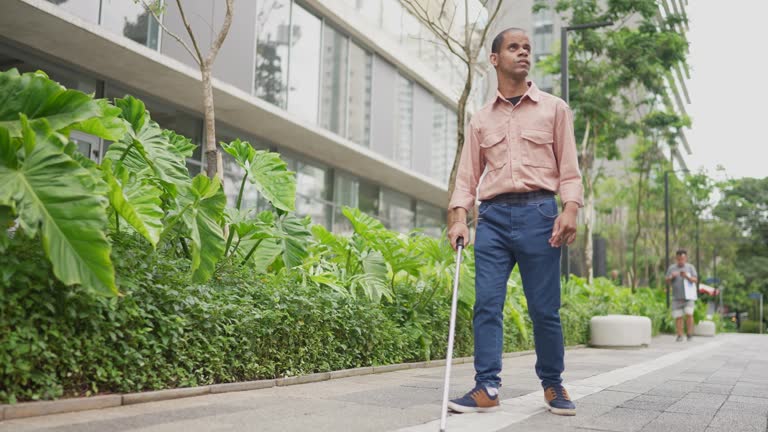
[0,234,474,403]
[1,234,669,404]
[739,320,764,334]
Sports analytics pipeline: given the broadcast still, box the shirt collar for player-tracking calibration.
[495,81,541,105]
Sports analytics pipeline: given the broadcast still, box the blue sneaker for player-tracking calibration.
[544,385,576,416]
[447,385,500,413]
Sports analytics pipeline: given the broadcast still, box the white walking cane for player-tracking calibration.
[439,236,464,432]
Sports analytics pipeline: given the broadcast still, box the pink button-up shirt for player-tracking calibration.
[448,82,584,211]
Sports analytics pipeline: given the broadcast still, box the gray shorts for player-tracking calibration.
[672,299,695,318]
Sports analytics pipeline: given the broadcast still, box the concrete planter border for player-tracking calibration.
[0,345,587,421]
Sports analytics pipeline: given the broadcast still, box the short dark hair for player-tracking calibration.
[491,27,526,54]
[676,249,688,256]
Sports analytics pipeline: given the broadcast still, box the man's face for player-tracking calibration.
[676,254,687,266]
[491,31,531,80]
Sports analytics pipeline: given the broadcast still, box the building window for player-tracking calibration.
[381,0,403,41]
[332,173,358,234]
[415,201,445,238]
[287,4,322,124]
[100,0,160,49]
[396,73,413,168]
[347,42,372,147]
[46,0,101,23]
[320,24,348,136]
[354,0,382,26]
[255,0,291,108]
[431,100,457,185]
[380,188,414,233]
[288,157,333,229]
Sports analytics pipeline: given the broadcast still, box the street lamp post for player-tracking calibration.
[559,20,613,282]
[665,170,670,308]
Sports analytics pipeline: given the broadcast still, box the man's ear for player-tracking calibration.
[490,52,498,67]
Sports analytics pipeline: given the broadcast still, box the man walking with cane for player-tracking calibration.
[666,249,698,341]
[446,28,583,416]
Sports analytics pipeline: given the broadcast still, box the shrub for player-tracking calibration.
[739,320,764,334]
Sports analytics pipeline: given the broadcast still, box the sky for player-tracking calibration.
[685,1,768,180]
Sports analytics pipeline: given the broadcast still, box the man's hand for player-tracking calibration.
[447,207,472,251]
[549,202,578,247]
[448,221,471,251]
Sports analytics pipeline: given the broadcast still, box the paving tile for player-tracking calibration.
[732,381,768,398]
[692,383,733,395]
[664,393,725,415]
[640,411,713,432]
[717,395,768,416]
[576,390,639,407]
[646,380,699,398]
[707,410,767,432]
[510,402,615,428]
[580,407,661,432]
[620,394,679,411]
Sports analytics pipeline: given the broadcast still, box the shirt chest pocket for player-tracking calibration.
[479,129,508,169]
[521,129,555,169]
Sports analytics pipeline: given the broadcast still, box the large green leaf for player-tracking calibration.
[352,250,390,302]
[221,139,296,211]
[105,96,190,195]
[240,237,282,273]
[311,224,348,258]
[66,99,127,141]
[342,206,387,234]
[102,158,164,246]
[237,213,311,270]
[0,119,116,295]
[0,69,125,140]
[274,214,311,268]
[342,206,422,278]
[165,129,197,159]
[179,174,226,283]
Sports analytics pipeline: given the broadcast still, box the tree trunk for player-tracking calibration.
[630,168,646,291]
[201,68,219,178]
[579,120,593,283]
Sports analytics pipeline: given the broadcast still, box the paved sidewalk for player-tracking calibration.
[1,334,766,432]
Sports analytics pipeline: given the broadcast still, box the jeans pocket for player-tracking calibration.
[477,203,493,221]
[535,200,558,219]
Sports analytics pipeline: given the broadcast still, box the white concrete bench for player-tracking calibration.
[589,315,652,348]
[694,320,716,337]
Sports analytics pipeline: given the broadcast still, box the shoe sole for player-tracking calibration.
[447,401,500,414]
[545,398,576,416]
[547,406,576,416]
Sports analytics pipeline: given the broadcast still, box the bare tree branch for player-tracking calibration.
[204,0,235,67]
[401,0,468,63]
[175,0,204,65]
[464,0,470,48]
[438,0,450,23]
[473,0,503,58]
[139,0,200,65]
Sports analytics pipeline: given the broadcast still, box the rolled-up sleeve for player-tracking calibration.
[448,121,484,211]
[553,101,584,207]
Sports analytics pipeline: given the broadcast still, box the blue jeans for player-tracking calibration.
[473,197,564,389]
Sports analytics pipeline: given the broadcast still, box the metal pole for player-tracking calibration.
[560,27,570,282]
[665,170,670,308]
[439,237,464,432]
[695,218,700,291]
[761,294,764,335]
